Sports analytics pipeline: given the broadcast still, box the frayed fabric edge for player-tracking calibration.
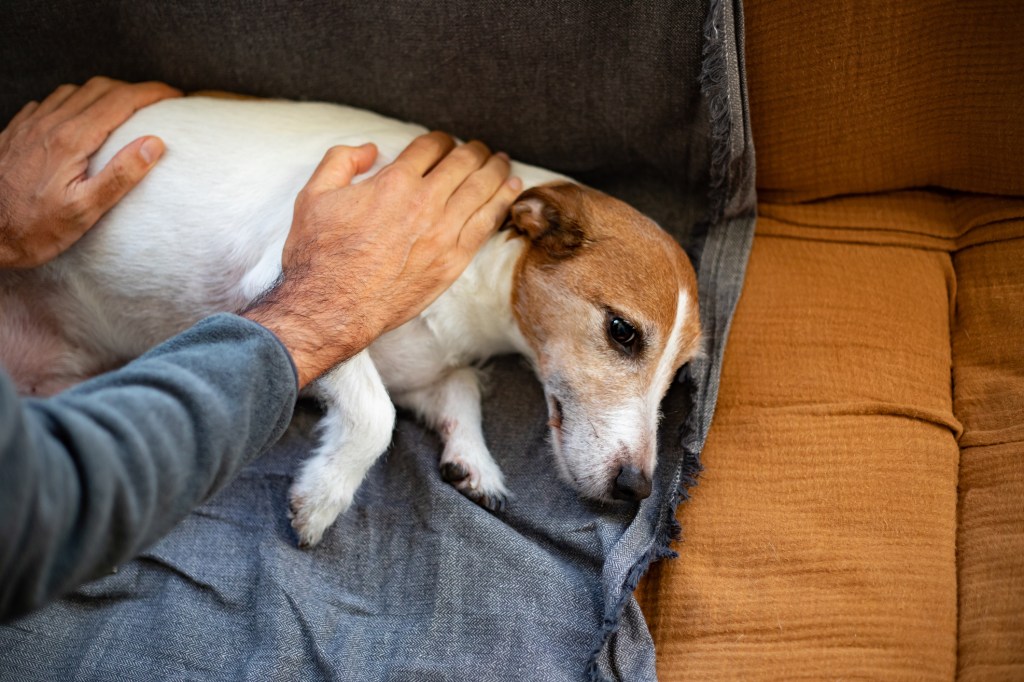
[584,0,752,678]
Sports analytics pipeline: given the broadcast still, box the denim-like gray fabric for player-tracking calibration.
[0,1,755,679]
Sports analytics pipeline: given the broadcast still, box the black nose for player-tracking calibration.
[612,465,652,501]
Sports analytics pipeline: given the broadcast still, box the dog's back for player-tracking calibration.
[0,97,561,394]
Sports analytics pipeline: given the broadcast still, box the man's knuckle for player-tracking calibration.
[460,175,490,197]
[441,254,464,276]
[428,228,455,250]
[425,131,452,147]
[448,145,479,165]
[11,122,32,143]
[466,139,490,156]
[295,186,318,207]
[378,164,415,192]
[50,121,77,148]
[323,144,346,160]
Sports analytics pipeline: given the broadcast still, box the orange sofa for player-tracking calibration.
[638,1,1024,679]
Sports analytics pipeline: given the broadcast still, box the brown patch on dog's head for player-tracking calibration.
[508,182,701,502]
[504,183,591,259]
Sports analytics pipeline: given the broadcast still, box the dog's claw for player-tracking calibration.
[287,485,340,548]
[461,488,508,513]
[439,456,510,514]
[287,497,311,548]
[440,461,471,483]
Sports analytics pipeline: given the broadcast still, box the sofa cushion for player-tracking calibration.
[744,0,1024,202]
[638,197,963,679]
[639,192,1024,677]
[953,237,1024,681]
[757,192,1024,252]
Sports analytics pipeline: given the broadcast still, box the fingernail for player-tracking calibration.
[496,152,510,161]
[508,176,523,191]
[140,138,162,164]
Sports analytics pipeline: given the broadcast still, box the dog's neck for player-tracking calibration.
[424,231,535,365]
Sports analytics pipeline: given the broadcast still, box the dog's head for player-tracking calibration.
[508,182,701,504]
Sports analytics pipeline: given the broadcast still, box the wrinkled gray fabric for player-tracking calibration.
[0,1,755,679]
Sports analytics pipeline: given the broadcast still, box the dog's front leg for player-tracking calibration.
[393,367,509,512]
[288,350,395,547]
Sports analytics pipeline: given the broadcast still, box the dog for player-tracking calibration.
[0,97,701,546]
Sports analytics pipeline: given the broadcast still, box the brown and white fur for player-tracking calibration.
[0,97,701,546]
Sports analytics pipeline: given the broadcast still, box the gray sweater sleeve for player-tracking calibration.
[0,313,298,621]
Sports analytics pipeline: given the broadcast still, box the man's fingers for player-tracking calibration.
[5,100,39,130]
[79,135,166,219]
[74,81,183,145]
[445,151,511,221]
[456,176,524,255]
[305,143,379,194]
[392,131,456,176]
[33,84,78,117]
[48,76,119,123]
[427,140,491,196]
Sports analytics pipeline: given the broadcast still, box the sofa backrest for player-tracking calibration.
[0,0,728,243]
[744,0,1024,202]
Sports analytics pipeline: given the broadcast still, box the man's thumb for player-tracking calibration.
[306,143,378,193]
[87,136,165,214]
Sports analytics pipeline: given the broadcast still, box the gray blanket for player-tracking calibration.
[0,0,755,679]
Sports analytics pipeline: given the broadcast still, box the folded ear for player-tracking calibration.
[504,182,588,259]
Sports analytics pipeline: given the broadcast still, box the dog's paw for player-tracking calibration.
[288,489,343,548]
[439,454,510,513]
[287,466,356,548]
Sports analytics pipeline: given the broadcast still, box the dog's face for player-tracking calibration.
[508,183,702,504]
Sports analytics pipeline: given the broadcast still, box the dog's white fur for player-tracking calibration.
[0,98,701,546]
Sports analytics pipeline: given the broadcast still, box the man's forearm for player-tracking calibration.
[0,313,298,621]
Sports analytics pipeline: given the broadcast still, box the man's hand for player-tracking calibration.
[245,132,523,388]
[0,77,182,268]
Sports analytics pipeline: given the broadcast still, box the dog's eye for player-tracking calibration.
[608,316,637,348]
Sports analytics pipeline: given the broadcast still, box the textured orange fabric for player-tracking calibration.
[638,2,1024,675]
[638,222,961,679]
[744,0,1024,202]
[758,192,1024,252]
[953,240,1024,681]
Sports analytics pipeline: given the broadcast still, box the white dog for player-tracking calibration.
[0,97,701,546]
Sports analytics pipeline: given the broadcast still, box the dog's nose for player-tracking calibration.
[612,465,652,501]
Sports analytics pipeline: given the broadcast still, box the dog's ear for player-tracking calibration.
[504,183,588,259]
